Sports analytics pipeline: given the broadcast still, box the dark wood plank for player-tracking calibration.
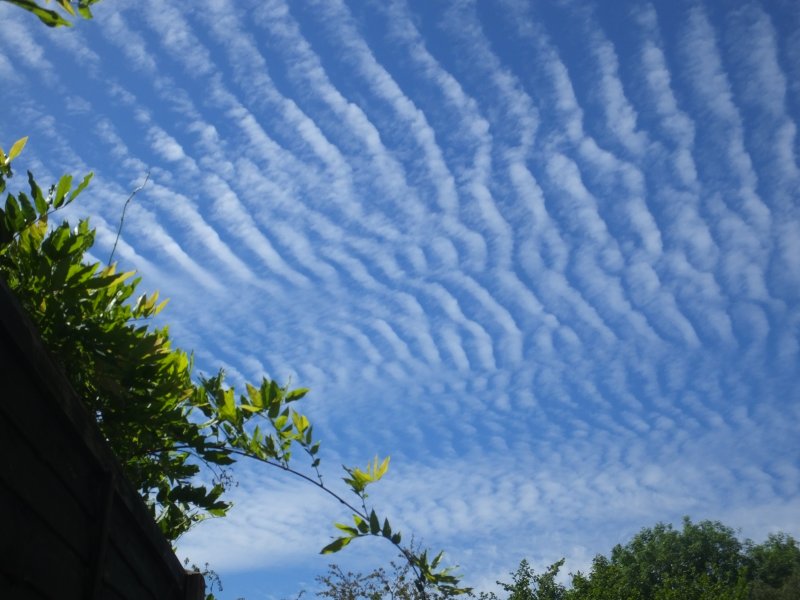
[0,486,88,598]
[105,505,185,599]
[101,543,159,600]
[0,333,99,515]
[0,412,94,562]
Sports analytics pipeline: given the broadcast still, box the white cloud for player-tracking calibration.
[2,1,797,596]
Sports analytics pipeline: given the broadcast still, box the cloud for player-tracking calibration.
[1,1,798,596]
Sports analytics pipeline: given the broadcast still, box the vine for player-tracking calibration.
[0,138,469,598]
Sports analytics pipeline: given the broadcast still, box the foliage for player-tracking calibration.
[309,518,800,600]
[565,518,799,600]
[746,533,800,600]
[567,518,747,600]
[1,0,101,27]
[479,559,566,600]
[0,139,466,597]
[314,558,451,600]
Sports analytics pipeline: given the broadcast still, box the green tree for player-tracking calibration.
[480,559,566,600]
[746,533,800,600]
[0,139,467,597]
[566,518,753,600]
[1,0,101,27]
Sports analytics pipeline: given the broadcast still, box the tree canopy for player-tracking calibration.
[541,518,797,600]
[568,517,750,600]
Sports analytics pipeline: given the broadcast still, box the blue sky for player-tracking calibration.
[1,0,799,598]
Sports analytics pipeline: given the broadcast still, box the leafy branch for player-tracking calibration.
[0,137,470,598]
[191,374,469,596]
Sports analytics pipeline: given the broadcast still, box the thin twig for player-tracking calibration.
[108,170,150,265]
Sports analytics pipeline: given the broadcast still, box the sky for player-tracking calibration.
[1,0,799,598]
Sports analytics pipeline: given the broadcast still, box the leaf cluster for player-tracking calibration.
[2,0,101,27]
[327,455,470,597]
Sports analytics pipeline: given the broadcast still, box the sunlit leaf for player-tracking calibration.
[57,0,76,16]
[292,412,309,433]
[6,136,28,163]
[354,515,370,534]
[286,387,309,401]
[66,171,92,203]
[53,173,73,207]
[27,171,46,214]
[334,522,360,536]
[320,536,351,554]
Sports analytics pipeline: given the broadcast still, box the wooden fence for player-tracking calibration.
[0,278,205,599]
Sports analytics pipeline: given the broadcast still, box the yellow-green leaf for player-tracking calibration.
[292,412,309,433]
[6,136,28,164]
[57,0,76,16]
[377,455,390,479]
[320,536,351,554]
[334,522,359,536]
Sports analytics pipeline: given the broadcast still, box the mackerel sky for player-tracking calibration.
[1,0,799,598]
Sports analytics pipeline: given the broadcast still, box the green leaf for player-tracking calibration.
[52,256,72,289]
[286,387,309,401]
[84,269,135,289]
[6,136,28,164]
[5,196,24,231]
[217,388,237,423]
[66,171,93,203]
[27,171,47,214]
[377,455,390,478]
[354,515,370,534]
[57,0,76,16]
[334,522,360,536]
[76,0,94,19]
[369,510,380,535]
[265,380,281,418]
[202,450,235,466]
[246,382,264,408]
[391,532,402,545]
[9,1,73,27]
[16,192,36,223]
[292,412,309,433]
[382,518,392,538]
[53,174,73,208]
[274,414,288,431]
[320,536,351,554]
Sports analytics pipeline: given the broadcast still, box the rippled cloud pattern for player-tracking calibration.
[1,0,798,597]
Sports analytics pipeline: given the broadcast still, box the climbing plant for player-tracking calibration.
[0,138,468,597]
